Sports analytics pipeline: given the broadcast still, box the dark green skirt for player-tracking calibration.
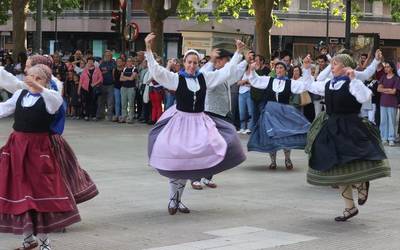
[306,112,391,186]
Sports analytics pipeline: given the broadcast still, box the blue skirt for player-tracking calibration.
[248,102,310,153]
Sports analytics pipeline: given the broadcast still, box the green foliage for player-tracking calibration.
[0,0,11,24]
[0,0,80,24]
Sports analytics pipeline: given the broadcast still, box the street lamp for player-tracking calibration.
[345,0,351,49]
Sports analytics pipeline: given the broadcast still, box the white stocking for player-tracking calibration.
[168,178,187,208]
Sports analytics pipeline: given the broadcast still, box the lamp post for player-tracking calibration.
[326,5,330,46]
[345,0,351,49]
[34,0,43,53]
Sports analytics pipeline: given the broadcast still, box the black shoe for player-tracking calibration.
[178,202,190,214]
[334,207,359,222]
[358,181,370,206]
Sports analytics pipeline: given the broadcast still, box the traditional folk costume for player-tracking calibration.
[0,88,81,249]
[146,50,246,214]
[305,59,390,220]
[246,66,311,169]
[0,67,98,204]
[189,53,248,189]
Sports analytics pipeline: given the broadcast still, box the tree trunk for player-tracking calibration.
[12,0,28,60]
[253,0,274,61]
[150,17,164,57]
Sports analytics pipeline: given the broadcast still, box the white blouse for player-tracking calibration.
[0,88,63,118]
[199,59,248,88]
[304,68,372,104]
[247,68,312,94]
[0,67,63,94]
[145,51,243,92]
[316,59,380,82]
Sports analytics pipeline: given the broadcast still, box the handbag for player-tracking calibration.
[299,91,312,106]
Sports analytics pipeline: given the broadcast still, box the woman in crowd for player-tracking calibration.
[145,33,246,215]
[79,57,103,121]
[377,61,400,146]
[0,64,81,250]
[305,54,390,221]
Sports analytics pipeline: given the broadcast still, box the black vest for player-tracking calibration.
[13,90,55,133]
[325,80,362,115]
[175,74,207,113]
[265,78,292,104]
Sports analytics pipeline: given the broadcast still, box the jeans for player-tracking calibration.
[380,106,397,142]
[164,91,176,110]
[238,91,254,130]
[121,87,136,121]
[360,103,376,124]
[114,88,121,118]
[97,84,115,119]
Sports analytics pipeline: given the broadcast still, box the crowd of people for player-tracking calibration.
[0,36,396,250]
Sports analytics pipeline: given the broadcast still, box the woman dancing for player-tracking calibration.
[145,33,246,215]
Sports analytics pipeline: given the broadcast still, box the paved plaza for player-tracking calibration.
[0,118,399,250]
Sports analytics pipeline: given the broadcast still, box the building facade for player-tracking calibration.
[0,0,399,60]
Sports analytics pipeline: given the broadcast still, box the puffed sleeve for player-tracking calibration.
[202,52,243,89]
[145,52,179,91]
[349,79,372,103]
[355,59,380,82]
[0,67,26,93]
[316,64,333,81]
[246,70,272,89]
[0,89,23,118]
[40,88,64,114]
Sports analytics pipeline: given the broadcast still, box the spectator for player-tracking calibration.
[14,52,27,81]
[79,57,103,121]
[52,52,67,82]
[98,50,116,121]
[120,57,138,123]
[377,61,400,146]
[113,57,125,122]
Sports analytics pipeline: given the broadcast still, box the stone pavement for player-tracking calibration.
[0,118,399,250]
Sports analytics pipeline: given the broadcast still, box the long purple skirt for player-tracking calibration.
[148,106,246,179]
[50,134,99,204]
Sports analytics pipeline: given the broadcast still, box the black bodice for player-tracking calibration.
[175,74,207,113]
[325,80,362,115]
[13,90,55,133]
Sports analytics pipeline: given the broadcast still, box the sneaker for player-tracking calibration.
[112,116,118,122]
[191,181,203,190]
[237,129,245,134]
[84,116,89,121]
[245,129,251,134]
[389,141,395,146]
[92,117,97,121]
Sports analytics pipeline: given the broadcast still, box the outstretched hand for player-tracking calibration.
[145,33,156,51]
[303,54,312,69]
[375,49,383,61]
[235,40,246,54]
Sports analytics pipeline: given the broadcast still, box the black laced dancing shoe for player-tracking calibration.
[15,234,38,250]
[357,182,370,206]
[335,186,359,222]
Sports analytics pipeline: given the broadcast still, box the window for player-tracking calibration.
[299,0,323,13]
[357,0,373,15]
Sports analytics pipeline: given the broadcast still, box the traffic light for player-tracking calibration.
[111,11,121,33]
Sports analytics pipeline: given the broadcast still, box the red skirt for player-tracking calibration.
[50,134,98,204]
[0,131,81,234]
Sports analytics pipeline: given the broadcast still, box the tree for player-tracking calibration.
[0,0,80,58]
[142,0,180,56]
